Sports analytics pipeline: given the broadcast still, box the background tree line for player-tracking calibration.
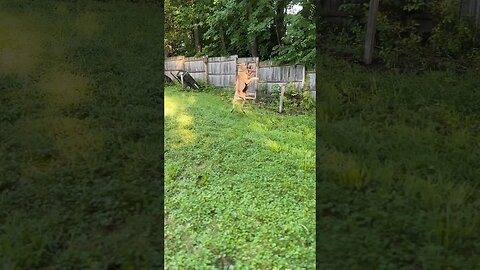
[319,0,480,70]
[165,0,315,68]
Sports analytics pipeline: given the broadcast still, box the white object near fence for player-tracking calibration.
[279,84,286,113]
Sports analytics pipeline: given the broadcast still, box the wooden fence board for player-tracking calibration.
[207,56,237,87]
[307,71,316,99]
[461,0,480,25]
[165,55,316,100]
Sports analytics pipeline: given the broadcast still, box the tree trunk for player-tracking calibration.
[274,0,287,46]
[251,37,258,57]
[219,23,227,55]
[364,0,379,65]
[193,19,202,53]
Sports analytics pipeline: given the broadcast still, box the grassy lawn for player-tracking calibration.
[317,55,480,269]
[164,85,315,268]
[0,1,163,268]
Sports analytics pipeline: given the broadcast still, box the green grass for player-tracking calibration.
[0,1,163,268]
[164,85,315,269]
[317,55,480,269]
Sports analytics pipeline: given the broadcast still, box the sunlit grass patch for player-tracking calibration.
[177,114,193,127]
[164,96,178,117]
[165,85,315,268]
[264,139,282,152]
[248,121,267,132]
[164,93,197,147]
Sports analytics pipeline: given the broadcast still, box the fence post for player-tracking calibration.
[279,84,286,113]
[234,55,239,92]
[301,65,306,93]
[204,55,209,84]
[476,0,480,26]
[364,0,379,65]
[255,57,260,98]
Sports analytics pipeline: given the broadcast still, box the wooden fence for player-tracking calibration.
[460,0,480,25]
[321,0,480,30]
[165,55,316,99]
[208,55,238,87]
[258,60,304,94]
[183,56,207,82]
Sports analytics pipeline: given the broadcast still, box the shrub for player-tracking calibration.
[323,0,480,69]
[301,91,314,111]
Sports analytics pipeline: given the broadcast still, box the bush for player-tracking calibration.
[301,91,315,111]
[322,0,480,69]
[242,83,315,115]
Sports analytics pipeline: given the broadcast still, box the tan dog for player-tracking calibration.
[231,63,258,113]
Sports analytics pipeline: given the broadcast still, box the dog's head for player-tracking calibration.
[247,66,255,76]
[239,63,255,75]
[239,63,248,72]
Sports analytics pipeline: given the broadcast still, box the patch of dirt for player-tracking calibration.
[215,256,235,269]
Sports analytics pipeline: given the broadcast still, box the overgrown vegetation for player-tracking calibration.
[317,54,480,269]
[318,2,480,266]
[165,0,315,68]
[165,84,315,268]
[255,82,316,114]
[320,0,480,70]
[0,1,163,268]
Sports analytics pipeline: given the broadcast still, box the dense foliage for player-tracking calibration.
[253,81,316,114]
[320,0,480,69]
[165,85,315,268]
[165,0,315,68]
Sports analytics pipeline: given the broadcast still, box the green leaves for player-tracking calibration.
[166,0,314,67]
[276,8,315,68]
[327,0,480,69]
[403,0,427,11]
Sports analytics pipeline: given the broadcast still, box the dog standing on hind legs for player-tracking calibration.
[231,63,258,113]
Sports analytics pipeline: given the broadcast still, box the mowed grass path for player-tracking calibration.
[165,85,315,269]
[1,1,163,268]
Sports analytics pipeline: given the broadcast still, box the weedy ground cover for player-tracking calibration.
[0,1,163,268]
[165,84,315,268]
[317,55,480,269]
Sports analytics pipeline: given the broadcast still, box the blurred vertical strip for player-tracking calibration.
[315,0,321,268]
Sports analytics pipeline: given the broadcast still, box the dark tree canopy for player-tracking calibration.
[165,0,315,68]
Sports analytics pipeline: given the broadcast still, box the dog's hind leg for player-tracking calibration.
[241,99,246,113]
